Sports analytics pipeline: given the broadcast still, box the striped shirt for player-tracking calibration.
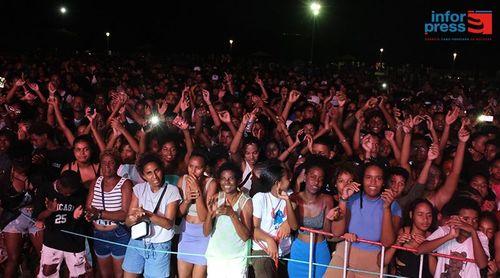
[91,176,127,226]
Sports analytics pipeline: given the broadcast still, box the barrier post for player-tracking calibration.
[379,246,385,278]
[418,254,424,278]
[342,241,349,278]
[308,232,314,278]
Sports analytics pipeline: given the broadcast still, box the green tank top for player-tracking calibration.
[205,191,251,260]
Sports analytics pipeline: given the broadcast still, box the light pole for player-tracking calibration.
[379,48,384,61]
[310,2,321,63]
[229,39,234,53]
[106,32,111,55]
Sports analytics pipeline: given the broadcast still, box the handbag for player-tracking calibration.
[130,184,168,240]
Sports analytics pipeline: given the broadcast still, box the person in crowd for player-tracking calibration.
[61,135,100,189]
[328,162,402,277]
[33,170,88,278]
[85,150,133,278]
[204,162,253,278]
[417,198,490,278]
[0,140,43,278]
[288,156,334,278]
[381,198,437,277]
[478,212,498,277]
[122,153,181,278]
[177,151,217,278]
[251,161,298,278]
[0,53,498,277]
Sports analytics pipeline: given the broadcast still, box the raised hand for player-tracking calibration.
[361,134,373,153]
[384,130,395,142]
[445,107,460,125]
[381,188,396,209]
[172,115,189,130]
[423,115,434,130]
[216,198,236,218]
[427,143,439,161]
[28,82,40,92]
[180,92,190,112]
[73,205,84,220]
[458,120,470,142]
[15,79,25,87]
[341,181,360,200]
[218,111,231,123]
[157,101,168,115]
[202,89,211,105]
[255,75,264,86]
[288,90,301,103]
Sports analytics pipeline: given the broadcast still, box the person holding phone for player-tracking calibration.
[85,150,133,278]
[122,153,181,278]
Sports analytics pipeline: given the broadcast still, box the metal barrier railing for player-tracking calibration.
[299,227,476,278]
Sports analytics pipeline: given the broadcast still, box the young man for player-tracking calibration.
[417,198,489,278]
[33,170,88,278]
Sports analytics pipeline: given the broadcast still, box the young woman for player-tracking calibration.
[251,162,298,278]
[86,150,133,278]
[0,141,43,278]
[204,162,253,278]
[229,112,261,194]
[176,152,217,278]
[62,135,100,189]
[122,153,181,278]
[478,212,498,277]
[288,157,334,278]
[328,163,402,277]
[382,199,437,278]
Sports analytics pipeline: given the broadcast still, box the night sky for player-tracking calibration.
[0,0,497,69]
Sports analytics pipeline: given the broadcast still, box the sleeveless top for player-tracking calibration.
[298,209,325,234]
[181,175,213,217]
[241,161,253,194]
[205,191,251,260]
[91,176,127,226]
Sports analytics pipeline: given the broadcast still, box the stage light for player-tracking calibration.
[60,7,67,14]
[310,2,321,16]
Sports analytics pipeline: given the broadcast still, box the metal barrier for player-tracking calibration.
[299,227,476,278]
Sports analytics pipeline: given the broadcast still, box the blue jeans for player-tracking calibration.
[93,225,130,259]
[122,239,172,278]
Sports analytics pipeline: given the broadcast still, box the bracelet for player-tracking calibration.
[339,197,349,202]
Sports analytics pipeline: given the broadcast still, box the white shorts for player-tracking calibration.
[207,257,247,278]
[38,244,86,278]
[2,208,41,235]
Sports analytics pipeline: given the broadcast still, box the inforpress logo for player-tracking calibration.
[468,11,493,35]
[424,10,493,41]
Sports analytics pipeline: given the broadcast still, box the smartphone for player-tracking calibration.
[298,132,306,142]
[89,104,95,115]
[0,77,5,88]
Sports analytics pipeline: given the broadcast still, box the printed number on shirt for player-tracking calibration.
[55,214,67,224]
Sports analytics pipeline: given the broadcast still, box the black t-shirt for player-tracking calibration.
[32,183,87,252]
[45,147,74,181]
[462,151,490,181]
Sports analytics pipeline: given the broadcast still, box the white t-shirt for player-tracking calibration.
[133,182,182,243]
[426,226,490,278]
[252,192,292,256]
[117,164,144,185]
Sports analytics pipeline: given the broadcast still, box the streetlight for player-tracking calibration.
[309,2,321,62]
[452,52,458,74]
[453,52,457,62]
[60,6,67,14]
[229,39,234,52]
[105,32,111,55]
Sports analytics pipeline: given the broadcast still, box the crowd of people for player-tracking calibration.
[0,53,498,278]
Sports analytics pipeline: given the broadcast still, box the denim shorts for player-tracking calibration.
[122,239,171,278]
[93,225,130,259]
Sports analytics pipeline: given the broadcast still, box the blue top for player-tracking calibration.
[347,192,402,251]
